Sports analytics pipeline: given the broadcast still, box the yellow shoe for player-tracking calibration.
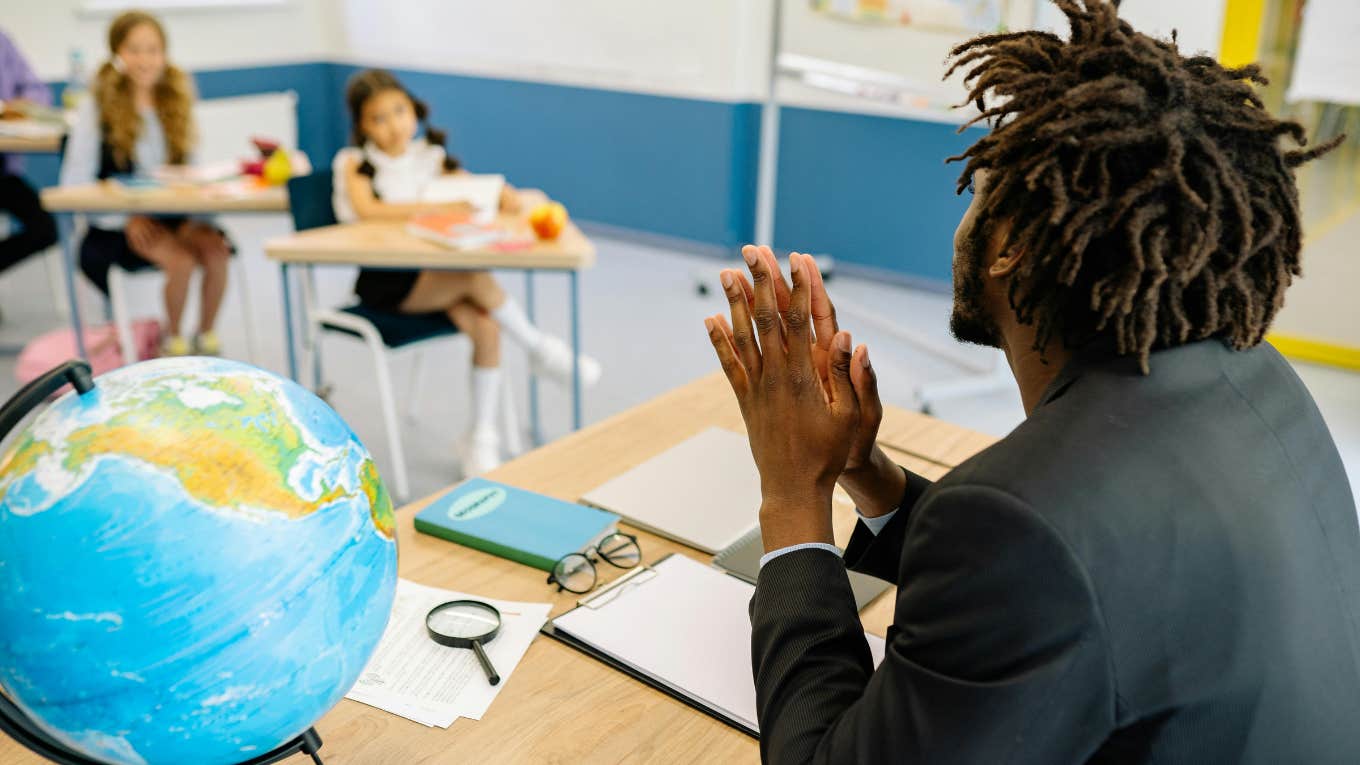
[194,331,221,356]
[161,335,191,357]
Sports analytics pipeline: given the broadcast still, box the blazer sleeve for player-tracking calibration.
[842,466,932,582]
[750,484,1115,764]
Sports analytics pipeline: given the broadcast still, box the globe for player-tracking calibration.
[0,357,398,765]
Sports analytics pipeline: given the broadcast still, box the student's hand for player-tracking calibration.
[499,185,521,214]
[125,216,165,254]
[705,249,862,552]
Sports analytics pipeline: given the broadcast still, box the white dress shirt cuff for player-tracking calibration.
[758,542,843,569]
[856,506,901,536]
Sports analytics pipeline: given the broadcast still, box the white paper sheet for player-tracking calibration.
[550,554,886,733]
[423,174,505,223]
[345,578,551,727]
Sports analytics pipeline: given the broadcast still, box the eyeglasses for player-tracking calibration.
[547,532,642,594]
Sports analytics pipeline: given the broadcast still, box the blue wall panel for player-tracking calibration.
[771,107,981,284]
[330,64,759,249]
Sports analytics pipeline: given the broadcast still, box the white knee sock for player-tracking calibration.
[491,299,543,351]
[471,366,501,436]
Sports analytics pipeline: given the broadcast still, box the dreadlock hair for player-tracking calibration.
[344,68,461,178]
[945,0,1343,372]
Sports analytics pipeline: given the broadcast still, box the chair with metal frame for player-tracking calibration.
[286,172,522,502]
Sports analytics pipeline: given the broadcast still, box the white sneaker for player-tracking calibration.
[529,336,602,388]
[459,429,503,477]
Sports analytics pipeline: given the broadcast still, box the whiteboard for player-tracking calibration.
[1287,0,1360,106]
[194,91,298,164]
[779,0,1039,119]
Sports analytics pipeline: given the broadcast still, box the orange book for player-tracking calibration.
[407,212,533,251]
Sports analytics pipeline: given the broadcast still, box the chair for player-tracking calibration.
[286,172,522,502]
[107,250,258,365]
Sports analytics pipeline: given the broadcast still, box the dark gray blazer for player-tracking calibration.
[752,339,1360,763]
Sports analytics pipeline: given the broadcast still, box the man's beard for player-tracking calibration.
[949,228,1004,349]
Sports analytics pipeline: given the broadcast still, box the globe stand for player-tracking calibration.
[1,690,325,765]
[236,728,326,765]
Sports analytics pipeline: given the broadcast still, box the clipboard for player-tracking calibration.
[540,554,762,737]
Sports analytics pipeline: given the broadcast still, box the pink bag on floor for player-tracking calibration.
[15,321,162,386]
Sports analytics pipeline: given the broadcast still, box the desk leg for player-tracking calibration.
[525,271,542,447]
[58,214,88,361]
[280,263,298,381]
[570,269,581,431]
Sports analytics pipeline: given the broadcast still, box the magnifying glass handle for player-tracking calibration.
[472,640,500,686]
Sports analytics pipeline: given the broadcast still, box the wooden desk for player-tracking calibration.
[39,181,290,362]
[0,373,994,764]
[0,121,63,154]
[264,218,594,271]
[264,193,596,432]
[0,134,62,154]
[321,373,989,763]
[41,181,287,215]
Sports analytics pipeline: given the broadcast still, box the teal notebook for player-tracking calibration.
[414,478,619,572]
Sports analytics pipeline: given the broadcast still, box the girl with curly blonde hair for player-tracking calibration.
[60,10,231,356]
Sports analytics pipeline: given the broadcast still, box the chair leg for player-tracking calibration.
[232,257,259,365]
[107,268,138,366]
[367,335,411,503]
[300,315,327,398]
[405,350,424,421]
[44,246,70,321]
[500,378,524,458]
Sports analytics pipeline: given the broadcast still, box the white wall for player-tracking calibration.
[336,0,772,103]
[327,0,1229,118]
[3,0,342,81]
[3,0,1231,109]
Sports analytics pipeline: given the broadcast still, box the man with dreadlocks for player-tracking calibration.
[702,1,1359,761]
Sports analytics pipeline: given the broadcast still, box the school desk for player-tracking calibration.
[263,191,596,435]
[39,181,289,360]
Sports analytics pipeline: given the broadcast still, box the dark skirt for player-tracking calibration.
[78,224,167,294]
[78,217,232,295]
[354,268,420,312]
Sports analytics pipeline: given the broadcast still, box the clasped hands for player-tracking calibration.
[704,245,894,554]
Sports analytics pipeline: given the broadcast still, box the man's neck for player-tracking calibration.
[1001,328,1071,416]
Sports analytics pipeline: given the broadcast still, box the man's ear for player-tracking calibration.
[988,247,1027,278]
[986,221,1027,279]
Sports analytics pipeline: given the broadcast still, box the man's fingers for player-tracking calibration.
[784,253,814,371]
[743,245,785,369]
[850,344,882,427]
[720,269,762,379]
[808,255,838,351]
[828,331,857,410]
[705,315,748,397]
[757,245,792,315]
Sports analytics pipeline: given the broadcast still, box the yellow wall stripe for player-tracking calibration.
[1268,334,1360,372]
[1220,0,1267,67]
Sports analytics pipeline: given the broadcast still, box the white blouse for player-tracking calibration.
[59,96,188,229]
[331,138,448,224]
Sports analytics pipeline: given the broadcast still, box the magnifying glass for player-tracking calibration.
[425,600,502,685]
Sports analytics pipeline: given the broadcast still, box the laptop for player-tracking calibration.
[712,527,893,612]
[579,427,762,554]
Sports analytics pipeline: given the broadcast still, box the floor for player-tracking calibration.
[1,214,1357,507]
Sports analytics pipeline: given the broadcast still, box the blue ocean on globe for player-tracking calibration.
[0,357,398,765]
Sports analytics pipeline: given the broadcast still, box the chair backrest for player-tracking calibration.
[286,172,338,232]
